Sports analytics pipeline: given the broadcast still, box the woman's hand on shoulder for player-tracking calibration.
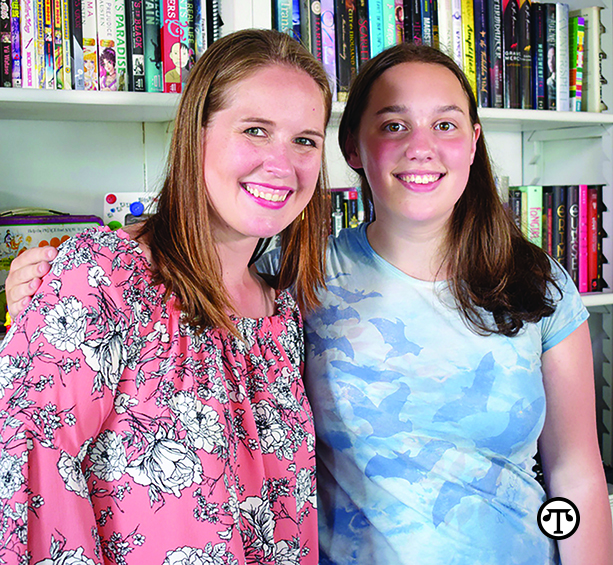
[6,246,57,319]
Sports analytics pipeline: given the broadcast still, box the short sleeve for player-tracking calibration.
[540,260,589,352]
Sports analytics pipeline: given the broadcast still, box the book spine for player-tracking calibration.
[114,0,128,90]
[19,0,37,87]
[309,0,322,61]
[569,14,579,110]
[192,0,207,57]
[551,185,566,265]
[346,0,357,76]
[420,0,432,45]
[96,0,116,90]
[587,185,598,290]
[331,190,344,237]
[575,16,584,111]
[35,0,45,86]
[531,1,545,109]
[576,7,601,112]
[566,184,579,287]
[1,0,13,86]
[299,0,310,51]
[368,0,383,57]
[578,184,588,292]
[502,0,520,108]
[10,0,21,86]
[543,187,553,255]
[431,0,438,47]
[128,0,145,91]
[335,0,349,100]
[402,0,412,46]
[43,0,53,87]
[517,0,531,108]
[82,0,98,90]
[60,0,71,88]
[411,0,421,43]
[555,1,569,111]
[68,0,83,88]
[394,0,403,42]
[381,0,394,48]
[356,0,369,67]
[179,0,191,88]
[526,185,542,247]
[53,0,63,88]
[274,0,293,33]
[487,0,503,107]
[509,189,522,229]
[474,0,489,107]
[450,0,462,66]
[206,0,220,45]
[544,2,555,109]
[321,0,336,98]
[436,0,451,56]
[460,0,475,95]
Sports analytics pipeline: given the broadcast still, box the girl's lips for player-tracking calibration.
[395,172,445,192]
[241,183,294,209]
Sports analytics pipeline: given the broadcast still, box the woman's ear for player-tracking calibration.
[345,133,363,170]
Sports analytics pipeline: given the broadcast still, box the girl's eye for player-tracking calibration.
[383,122,406,133]
[435,121,456,132]
[295,137,317,148]
[244,127,266,137]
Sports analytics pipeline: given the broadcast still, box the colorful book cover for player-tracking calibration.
[82,0,98,90]
[460,0,475,95]
[43,0,54,88]
[19,0,37,87]
[568,15,584,112]
[531,1,545,109]
[184,0,194,87]
[114,0,128,90]
[345,0,357,74]
[544,2,555,109]
[410,0,422,43]
[69,0,84,89]
[308,0,322,61]
[274,0,293,33]
[474,0,489,107]
[550,185,566,266]
[1,0,13,87]
[382,0,395,48]
[524,185,542,248]
[565,184,579,286]
[356,0,369,67]
[96,0,117,90]
[518,0,531,109]
[142,0,161,91]
[487,0,502,106]
[394,0,403,43]
[431,0,438,47]
[502,0,520,108]
[35,0,46,86]
[321,0,336,98]
[578,184,588,292]
[420,0,432,45]
[53,0,63,88]
[10,0,20,86]
[555,2,569,111]
[542,187,553,255]
[60,0,72,88]
[569,6,601,112]
[127,0,145,90]
[334,0,350,100]
[192,0,207,57]
[161,0,182,92]
[368,0,383,57]
[588,185,605,291]
[450,0,462,66]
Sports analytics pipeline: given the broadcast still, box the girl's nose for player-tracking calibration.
[405,128,435,160]
[263,144,293,177]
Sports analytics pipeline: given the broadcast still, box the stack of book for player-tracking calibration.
[0,0,220,92]
[275,0,608,110]
[509,184,608,293]
[330,187,364,237]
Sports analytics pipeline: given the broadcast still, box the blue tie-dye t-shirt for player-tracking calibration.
[301,224,588,565]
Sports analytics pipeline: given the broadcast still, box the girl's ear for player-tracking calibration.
[345,133,363,170]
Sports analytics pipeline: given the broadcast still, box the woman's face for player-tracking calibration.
[202,64,326,245]
[347,62,480,235]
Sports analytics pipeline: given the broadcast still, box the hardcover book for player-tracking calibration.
[518,0,532,108]
[461,0,476,95]
[531,0,545,109]
[68,0,84,89]
[96,0,118,90]
[1,0,13,87]
[10,0,21,86]
[544,2,555,109]
[502,0,520,108]
[82,0,98,90]
[18,0,37,87]
[555,2,570,111]
[550,185,566,266]
[474,0,489,107]
[566,184,579,286]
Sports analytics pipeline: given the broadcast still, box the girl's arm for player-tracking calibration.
[539,321,613,564]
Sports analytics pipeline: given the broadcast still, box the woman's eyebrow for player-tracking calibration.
[375,104,466,115]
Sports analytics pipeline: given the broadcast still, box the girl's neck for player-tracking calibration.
[367,220,449,282]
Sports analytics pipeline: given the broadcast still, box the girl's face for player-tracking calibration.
[202,64,326,245]
[347,62,480,235]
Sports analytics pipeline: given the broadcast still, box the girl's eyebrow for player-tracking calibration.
[240,117,325,139]
[375,104,466,115]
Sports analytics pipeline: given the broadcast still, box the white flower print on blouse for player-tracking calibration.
[42,297,88,353]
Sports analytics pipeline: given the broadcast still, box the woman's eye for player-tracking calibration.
[435,121,456,132]
[383,122,406,133]
[244,127,266,137]
[295,137,317,148]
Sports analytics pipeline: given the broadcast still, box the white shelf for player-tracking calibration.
[0,89,181,122]
[582,293,613,308]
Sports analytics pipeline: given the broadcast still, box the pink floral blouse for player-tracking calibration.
[0,228,318,565]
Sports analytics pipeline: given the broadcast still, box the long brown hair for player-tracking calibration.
[338,43,559,336]
[140,29,332,333]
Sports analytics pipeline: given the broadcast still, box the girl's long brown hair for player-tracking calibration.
[140,29,332,334]
[339,43,560,337]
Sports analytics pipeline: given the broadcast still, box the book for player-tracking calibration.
[421,0,433,45]
[96,0,118,90]
[394,0,403,43]
[461,0,476,95]
[114,0,128,91]
[357,0,369,67]
[555,2,569,111]
[431,0,438,47]
[35,0,46,86]
[82,0,98,90]
[451,0,462,66]
[569,6,602,112]
[588,185,605,291]
[321,0,336,98]
[19,0,37,87]
[544,2,555,109]
[531,1,545,109]
[487,0,503,107]
[410,0,422,43]
[566,184,579,286]
[542,186,553,255]
[127,0,145,91]
[68,0,84,89]
[569,15,584,111]
[335,0,355,101]
[436,0,452,56]
[369,0,383,57]
[518,0,532,108]
[309,0,323,62]
[192,0,208,58]
[60,0,71,88]
[43,0,54,88]
[10,0,20,86]
[274,0,293,33]
[578,184,588,292]
[524,185,542,247]
[550,185,566,266]
[382,0,395,48]
[299,0,311,51]
[331,190,344,237]
[1,0,13,87]
[502,0,520,108]
[402,0,413,47]
[53,0,64,88]
[474,0,489,107]
[509,188,522,229]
